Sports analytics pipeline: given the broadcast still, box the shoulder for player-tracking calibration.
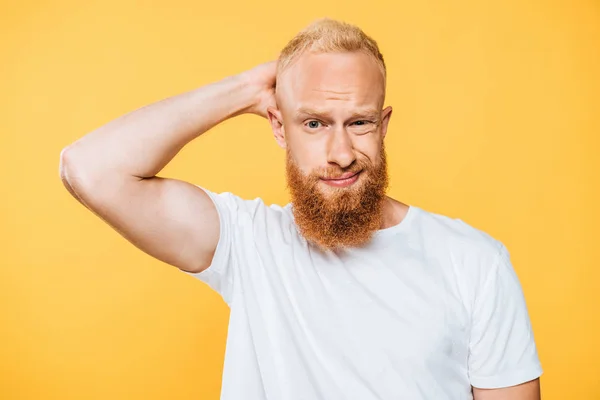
[414,205,504,260]
[412,206,518,315]
[412,206,509,295]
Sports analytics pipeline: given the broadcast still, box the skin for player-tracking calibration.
[472,380,541,400]
[60,51,540,398]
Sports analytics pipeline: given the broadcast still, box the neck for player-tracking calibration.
[380,196,410,230]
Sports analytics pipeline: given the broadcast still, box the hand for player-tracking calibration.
[238,60,277,119]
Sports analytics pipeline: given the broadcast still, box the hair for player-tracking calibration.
[277,18,386,82]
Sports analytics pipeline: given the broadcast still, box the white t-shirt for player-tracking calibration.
[183,187,543,400]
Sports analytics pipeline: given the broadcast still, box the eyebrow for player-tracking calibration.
[294,108,380,122]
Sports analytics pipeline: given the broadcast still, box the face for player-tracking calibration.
[268,51,393,251]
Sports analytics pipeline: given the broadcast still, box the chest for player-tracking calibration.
[236,241,471,370]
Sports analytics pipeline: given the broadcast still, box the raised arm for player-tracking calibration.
[59,61,277,273]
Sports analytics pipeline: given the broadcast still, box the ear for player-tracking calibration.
[380,106,393,140]
[267,106,286,149]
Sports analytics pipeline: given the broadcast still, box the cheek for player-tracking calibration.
[297,155,323,177]
[353,136,382,164]
[287,148,318,178]
[287,135,326,173]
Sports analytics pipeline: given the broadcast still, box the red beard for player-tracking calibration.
[285,143,389,251]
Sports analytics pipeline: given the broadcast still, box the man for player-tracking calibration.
[59,18,543,400]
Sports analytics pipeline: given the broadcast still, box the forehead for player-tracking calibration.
[278,51,385,114]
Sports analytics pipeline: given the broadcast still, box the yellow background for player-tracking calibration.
[1,0,598,399]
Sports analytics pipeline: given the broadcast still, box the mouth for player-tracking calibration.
[320,171,362,188]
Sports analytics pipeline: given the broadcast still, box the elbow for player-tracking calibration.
[59,146,81,198]
[59,145,93,202]
[59,146,71,183]
[59,146,69,176]
[58,144,125,207]
[59,146,77,187]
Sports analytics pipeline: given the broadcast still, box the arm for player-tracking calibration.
[473,378,541,400]
[59,61,276,273]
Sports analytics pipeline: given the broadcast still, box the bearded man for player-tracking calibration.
[60,18,543,400]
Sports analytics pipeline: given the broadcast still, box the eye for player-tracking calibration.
[306,120,321,129]
[352,120,372,126]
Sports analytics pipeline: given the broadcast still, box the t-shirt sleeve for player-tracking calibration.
[467,243,543,389]
[180,186,250,306]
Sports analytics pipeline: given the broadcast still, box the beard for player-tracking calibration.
[285,143,389,252]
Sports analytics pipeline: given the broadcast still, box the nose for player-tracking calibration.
[326,127,356,169]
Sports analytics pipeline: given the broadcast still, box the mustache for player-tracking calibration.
[310,160,372,180]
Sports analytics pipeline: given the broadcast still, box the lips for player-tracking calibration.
[322,171,361,181]
[320,171,362,188]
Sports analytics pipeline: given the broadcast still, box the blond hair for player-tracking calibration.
[277,18,386,81]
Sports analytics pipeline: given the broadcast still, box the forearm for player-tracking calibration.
[60,73,258,181]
